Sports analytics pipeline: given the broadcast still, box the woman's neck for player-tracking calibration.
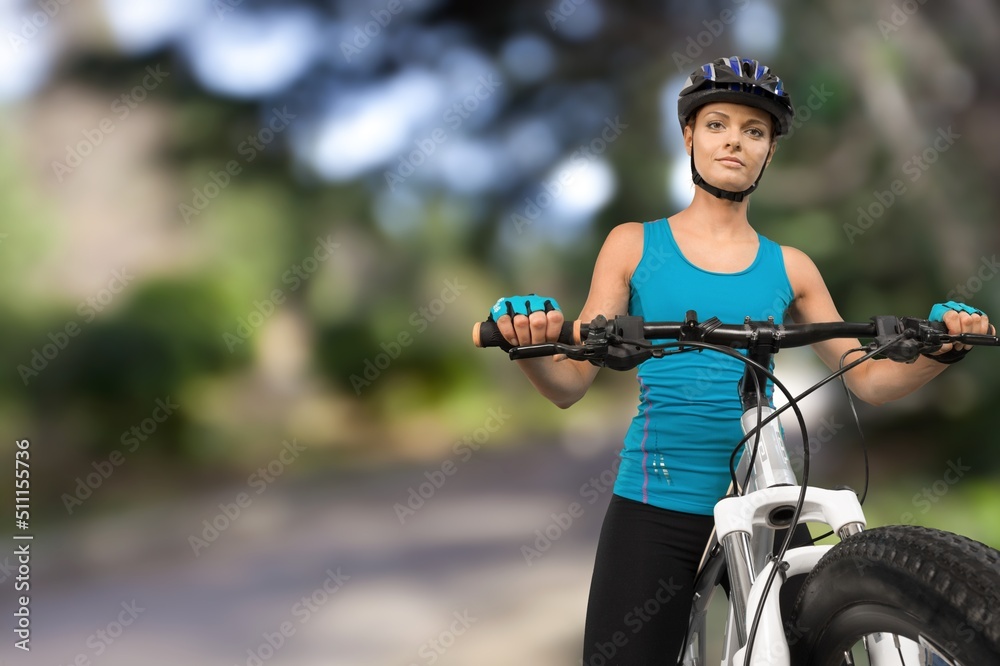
[673,187,756,239]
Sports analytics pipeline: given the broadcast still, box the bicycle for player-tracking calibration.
[473,311,1000,665]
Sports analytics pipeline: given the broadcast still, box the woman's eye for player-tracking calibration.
[746,128,764,138]
[707,121,724,130]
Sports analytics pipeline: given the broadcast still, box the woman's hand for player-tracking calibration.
[490,294,566,348]
[925,300,993,361]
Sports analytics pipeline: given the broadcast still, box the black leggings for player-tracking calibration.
[582,494,810,665]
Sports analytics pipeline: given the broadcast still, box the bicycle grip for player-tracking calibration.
[472,319,580,349]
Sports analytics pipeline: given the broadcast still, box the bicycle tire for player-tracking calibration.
[786,525,1000,665]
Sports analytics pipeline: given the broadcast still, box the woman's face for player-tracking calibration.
[684,102,777,193]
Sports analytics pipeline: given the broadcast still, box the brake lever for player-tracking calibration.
[939,332,1000,346]
[508,342,604,361]
[507,336,655,371]
[891,317,1000,358]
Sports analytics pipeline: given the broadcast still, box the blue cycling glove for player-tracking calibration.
[928,300,984,322]
[488,294,561,321]
[924,300,986,364]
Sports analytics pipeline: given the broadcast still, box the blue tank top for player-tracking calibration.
[613,218,794,515]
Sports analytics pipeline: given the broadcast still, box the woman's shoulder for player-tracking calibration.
[607,221,646,241]
[778,244,825,296]
[778,244,818,271]
[594,222,646,281]
[599,222,648,254]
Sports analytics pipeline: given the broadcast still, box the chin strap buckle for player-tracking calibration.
[690,150,763,202]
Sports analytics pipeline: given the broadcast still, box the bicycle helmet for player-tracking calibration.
[678,56,794,202]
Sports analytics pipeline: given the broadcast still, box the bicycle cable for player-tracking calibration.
[740,336,905,666]
[730,361,765,496]
[805,347,871,546]
[617,337,813,666]
[664,335,906,666]
[585,329,907,665]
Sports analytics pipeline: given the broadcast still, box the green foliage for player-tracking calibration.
[21,278,248,460]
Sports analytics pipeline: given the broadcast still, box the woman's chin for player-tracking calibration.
[701,174,753,193]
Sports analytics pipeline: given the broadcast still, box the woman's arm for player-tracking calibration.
[782,246,991,406]
[495,222,643,408]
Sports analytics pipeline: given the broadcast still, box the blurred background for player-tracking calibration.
[1,0,999,664]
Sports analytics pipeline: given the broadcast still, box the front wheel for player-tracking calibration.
[786,525,1000,665]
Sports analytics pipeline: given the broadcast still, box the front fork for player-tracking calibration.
[715,488,866,664]
[714,404,869,665]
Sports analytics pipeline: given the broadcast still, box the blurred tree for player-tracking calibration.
[2,0,999,513]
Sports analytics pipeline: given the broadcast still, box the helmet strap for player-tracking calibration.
[689,143,768,203]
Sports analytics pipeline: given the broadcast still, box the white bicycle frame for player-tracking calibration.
[679,405,949,666]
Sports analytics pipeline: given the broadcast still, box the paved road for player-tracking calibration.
[7,438,625,666]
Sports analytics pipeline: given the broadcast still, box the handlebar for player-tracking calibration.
[472,319,581,351]
[472,311,1000,370]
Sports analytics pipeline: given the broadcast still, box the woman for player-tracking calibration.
[487,56,991,663]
